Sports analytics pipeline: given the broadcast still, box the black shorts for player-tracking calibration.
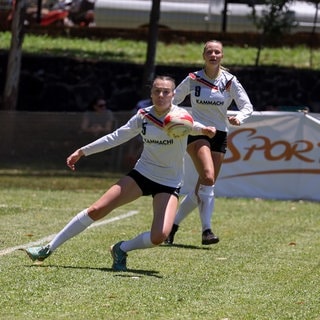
[187,130,227,153]
[127,169,180,198]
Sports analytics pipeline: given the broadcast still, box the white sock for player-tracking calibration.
[198,184,215,231]
[120,231,155,252]
[49,209,94,252]
[174,191,198,225]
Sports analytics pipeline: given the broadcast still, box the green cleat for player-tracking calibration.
[24,245,51,262]
[110,241,127,271]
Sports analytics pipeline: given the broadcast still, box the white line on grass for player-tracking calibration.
[0,210,139,257]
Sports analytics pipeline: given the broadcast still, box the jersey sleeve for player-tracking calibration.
[81,113,142,156]
[189,120,206,136]
[173,76,191,105]
[230,77,253,123]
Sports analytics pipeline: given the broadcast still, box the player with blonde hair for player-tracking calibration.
[22,76,216,271]
[165,40,253,245]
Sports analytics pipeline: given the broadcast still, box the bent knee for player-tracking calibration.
[199,173,215,186]
[87,206,106,221]
[150,233,167,245]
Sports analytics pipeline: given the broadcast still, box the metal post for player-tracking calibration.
[222,0,228,32]
[37,0,42,24]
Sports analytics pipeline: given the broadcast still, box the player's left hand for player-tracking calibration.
[228,116,240,126]
[202,126,216,138]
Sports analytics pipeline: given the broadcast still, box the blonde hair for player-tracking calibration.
[203,40,223,55]
[203,40,228,71]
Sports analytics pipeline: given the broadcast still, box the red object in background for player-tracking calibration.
[1,0,69,28]
[40,10,68,26]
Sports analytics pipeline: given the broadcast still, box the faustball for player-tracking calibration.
[163,109,194,139]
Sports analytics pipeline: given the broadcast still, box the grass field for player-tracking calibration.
[0,32,320,69]
[0,171,319,320]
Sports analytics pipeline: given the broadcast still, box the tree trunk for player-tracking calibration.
[222,0,228,32]
[37,0,43,24]
[3,0,26,111]
[141,0,161,98]
[255,32,265,67]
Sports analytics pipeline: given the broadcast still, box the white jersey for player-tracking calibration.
[81,105,205,188]
[173,69,253,132]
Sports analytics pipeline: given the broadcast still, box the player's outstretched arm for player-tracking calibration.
[66,149,84,171]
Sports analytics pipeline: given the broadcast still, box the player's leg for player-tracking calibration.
[164,189,198,244]
[187,140,220,244]
[111,192,179,271]
[23,175,142,262]
[49,175,142,250]
[199,150,225,244]
[165,139,213,245]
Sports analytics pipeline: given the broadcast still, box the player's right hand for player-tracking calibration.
[67,149,84,171]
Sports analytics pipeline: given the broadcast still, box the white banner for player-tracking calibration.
[182,111,320,201]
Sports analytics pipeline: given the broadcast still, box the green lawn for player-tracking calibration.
[0,171,319,319]
[0,32,319,69]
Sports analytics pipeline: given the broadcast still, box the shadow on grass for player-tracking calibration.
[160,243,212,250]
[26,264,162,278]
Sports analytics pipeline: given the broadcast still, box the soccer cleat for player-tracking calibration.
[110,241,127,271]
[202,229,219,245]
[164,224,179,245]
[24,245,51,261]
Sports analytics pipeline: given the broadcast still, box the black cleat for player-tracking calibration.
[202,229,219,245]
[164,224,179,245]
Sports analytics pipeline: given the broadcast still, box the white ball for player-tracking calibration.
[163,109,194,138]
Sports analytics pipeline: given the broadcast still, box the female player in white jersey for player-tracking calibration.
[22,76,216,271]
[165,40,253,245]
